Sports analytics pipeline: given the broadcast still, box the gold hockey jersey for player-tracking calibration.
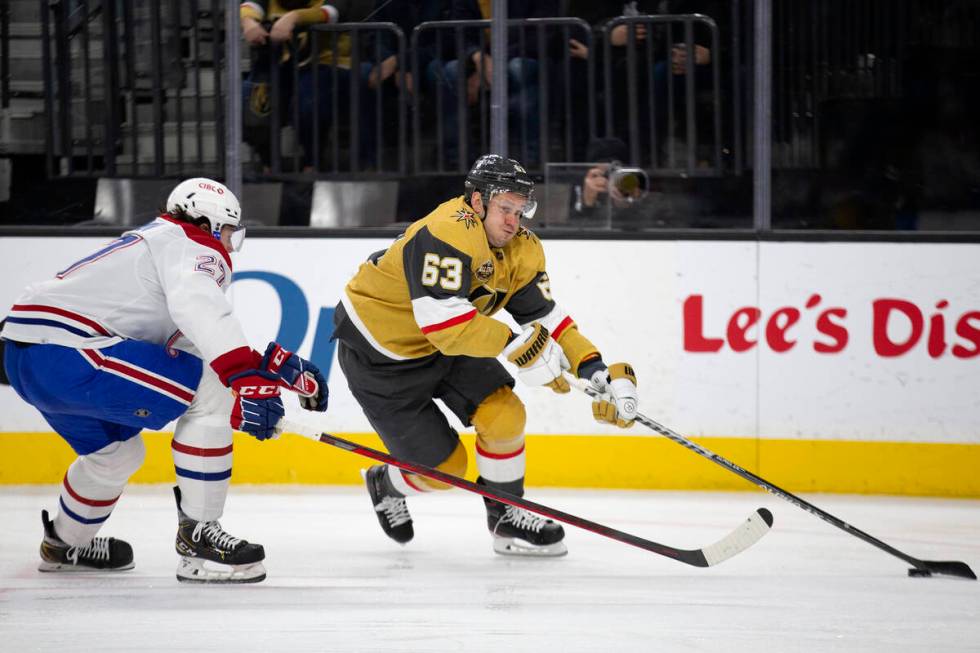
[240,1,336,26]
[338,195,600,373]
[240,1,366,67]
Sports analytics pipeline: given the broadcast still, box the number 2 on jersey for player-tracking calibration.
[421,253,463,291]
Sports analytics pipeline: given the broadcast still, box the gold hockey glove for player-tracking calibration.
[503,323,570,393]
[589,362,638,428]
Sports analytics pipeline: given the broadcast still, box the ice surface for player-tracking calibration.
[1,486,977,652]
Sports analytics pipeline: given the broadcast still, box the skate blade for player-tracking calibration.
[38,560,135,573]
[176,557,267,584]
[492,536,568,557]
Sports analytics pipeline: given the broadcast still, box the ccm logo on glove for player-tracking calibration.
[271,349,288,368]
[226,369,283,440]
[234,384,280,397]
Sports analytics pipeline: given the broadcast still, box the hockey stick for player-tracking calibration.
[276,418,773,568]
[569,377,977,580]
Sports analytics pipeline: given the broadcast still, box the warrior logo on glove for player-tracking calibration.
[503,323,570,394]
[510,326,548,366]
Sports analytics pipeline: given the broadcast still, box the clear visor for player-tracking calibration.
[213,223,246,252]
[487,187,537,219]
[520,197,538,219]
[230,224,246,252]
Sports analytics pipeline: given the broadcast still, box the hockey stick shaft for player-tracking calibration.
[276,418,770,568]
[571,378,976,580]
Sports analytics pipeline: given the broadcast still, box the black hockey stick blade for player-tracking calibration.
[909,560,977,580]
[277,419,773,568]
[567,377,976,580]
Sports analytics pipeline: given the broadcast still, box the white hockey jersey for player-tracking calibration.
[1,216,250,374]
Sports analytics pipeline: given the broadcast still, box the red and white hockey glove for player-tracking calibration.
[260,342,329,412]
[227,369,285,440]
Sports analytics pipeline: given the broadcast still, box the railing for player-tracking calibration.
[41,0,226,178]
[38,10,728,181]
[17,2,980,232]
[244,22,407,177]
[601,14,724,176]
[311,22,406,175]
[1,0,9,110]
[35,3,980,179]
[410,17,594,174]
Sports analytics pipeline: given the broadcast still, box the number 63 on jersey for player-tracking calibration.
[421,253,463,291]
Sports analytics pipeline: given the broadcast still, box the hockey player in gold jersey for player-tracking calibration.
[333,154,639,556]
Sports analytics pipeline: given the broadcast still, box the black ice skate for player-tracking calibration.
[173,486,266,584]
[38,509,134,572]
[362,465,414,544]
[484,495,568,557]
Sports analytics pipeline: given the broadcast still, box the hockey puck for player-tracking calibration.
[908,568,932,577]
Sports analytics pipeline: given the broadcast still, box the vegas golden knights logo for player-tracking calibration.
[455,209,478,229]
[476,259,495,282]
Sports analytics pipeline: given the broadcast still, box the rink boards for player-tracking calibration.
[1,235,978,496]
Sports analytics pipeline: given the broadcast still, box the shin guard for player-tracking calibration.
[53,438,145,546]
[472,387,527,496]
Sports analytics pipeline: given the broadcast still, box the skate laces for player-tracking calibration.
[375,496,411,527]
[66,537,111,564]
[192,520,242,552]
[500,505,548,533]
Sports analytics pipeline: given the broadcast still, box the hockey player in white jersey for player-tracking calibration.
[0,178,328,583]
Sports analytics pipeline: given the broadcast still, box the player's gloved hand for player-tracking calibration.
[227,369,286,440]
[503,322,570,393]
[260,342,329,412]
[587,362,638,428]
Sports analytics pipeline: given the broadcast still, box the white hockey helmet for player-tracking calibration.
[166,177,245,251]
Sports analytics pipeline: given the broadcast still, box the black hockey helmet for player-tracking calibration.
[464,154,537,218]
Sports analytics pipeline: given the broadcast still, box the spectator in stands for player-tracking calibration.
[366,0,452,158]
[563,13,600,161]
[240,1,378,172]
[426,0,561,169]
[367,0,451,97]
[567,1,729,167]
[240,2,305,170]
